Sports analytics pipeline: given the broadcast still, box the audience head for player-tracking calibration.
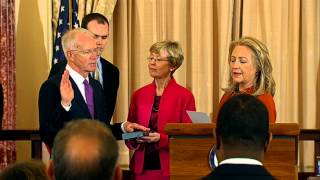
[148,40,184,76]
[0,160,48,180]
[61,28,99,77]
[215,94,271,161]
[226,36,275,96]
[50,119,120,180]
[81,13,109,52]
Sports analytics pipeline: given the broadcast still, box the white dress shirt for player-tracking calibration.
[61,65,90,111]
[62,64,127,132]
[219,158,263,166]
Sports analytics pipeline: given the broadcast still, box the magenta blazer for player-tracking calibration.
[126,78,196,176]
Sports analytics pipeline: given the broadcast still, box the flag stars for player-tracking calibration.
[52,0,80,65]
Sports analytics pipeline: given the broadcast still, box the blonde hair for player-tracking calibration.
[149,41,184,74]
[224,37,276,96]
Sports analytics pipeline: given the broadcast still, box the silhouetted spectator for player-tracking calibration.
[203,94,275,179]
[0,159,48,180]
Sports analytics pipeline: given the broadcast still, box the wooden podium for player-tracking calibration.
[165,123,300,180]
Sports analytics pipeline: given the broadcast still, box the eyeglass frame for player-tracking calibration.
[147,56,171,63]
[69,47,102,56]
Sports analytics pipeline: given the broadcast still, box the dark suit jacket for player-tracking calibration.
[202,164,276,180]
[48,57,119,123]
[39,72,122,149]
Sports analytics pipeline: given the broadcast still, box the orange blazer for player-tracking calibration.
[214,87,276,123]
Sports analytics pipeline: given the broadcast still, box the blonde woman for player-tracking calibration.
[126,41,196,179]
[215,37,276,123]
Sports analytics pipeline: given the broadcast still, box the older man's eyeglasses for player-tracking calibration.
[70,48,102,56]
[147,56,169,63]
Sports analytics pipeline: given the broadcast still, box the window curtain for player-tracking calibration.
[112,0,320,171]
[111,0,234,168]
[240,0,320,172]
[0,0,16,169]
[112,0,233,122]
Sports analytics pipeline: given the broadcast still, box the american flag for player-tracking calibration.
[52,0,80,65]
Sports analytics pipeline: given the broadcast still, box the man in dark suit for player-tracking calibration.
[49,13,119,123]
[203,94,275,180]
[39,28,147,151]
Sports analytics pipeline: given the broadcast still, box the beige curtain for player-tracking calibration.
[111,0,234,168]
[300,0,320,172]
[112,0,234,122]
[242,0,301,124]
[111,0,320,171]
[77,0,117,20]
[240,0,320,172]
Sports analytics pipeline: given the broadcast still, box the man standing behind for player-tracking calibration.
[49,13,119,123]
[203,94,275,180]
[39,28,147,151]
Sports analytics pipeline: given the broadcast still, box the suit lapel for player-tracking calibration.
[90,77,104,121]
[100,58,109,89]
[69,77,91,116]
[142,83,156,128]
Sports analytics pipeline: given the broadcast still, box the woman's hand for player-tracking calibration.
[137,132,160,143]
[123,122,150,132]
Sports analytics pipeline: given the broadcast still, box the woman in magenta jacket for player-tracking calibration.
[126,41,196,180]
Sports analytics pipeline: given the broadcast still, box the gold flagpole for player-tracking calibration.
[69,0,72,30]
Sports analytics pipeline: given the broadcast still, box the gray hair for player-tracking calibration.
[61,28,94,54]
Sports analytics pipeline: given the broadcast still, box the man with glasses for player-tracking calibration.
[49,13,119,124]
[39,28,148,153]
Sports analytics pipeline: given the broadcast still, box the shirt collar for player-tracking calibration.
[66,64,89,84]
[219,158,263,166]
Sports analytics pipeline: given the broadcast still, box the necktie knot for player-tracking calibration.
[83,79,94,118]
[83,79,89,86]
